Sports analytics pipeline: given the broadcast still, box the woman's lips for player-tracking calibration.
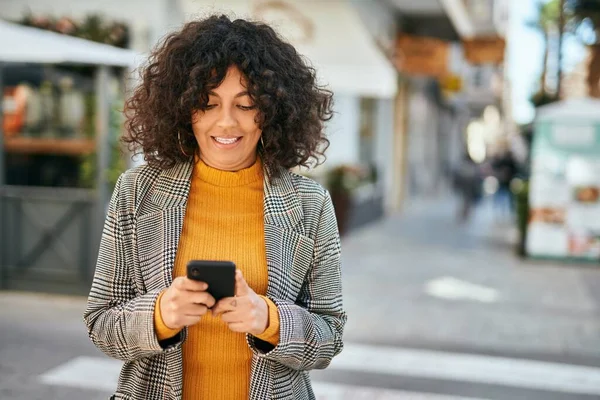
[212,136,242,148]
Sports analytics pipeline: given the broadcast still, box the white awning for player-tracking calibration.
[290,1,398,98]
[0,19,139,67]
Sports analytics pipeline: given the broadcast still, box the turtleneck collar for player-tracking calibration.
[193,156,263,187]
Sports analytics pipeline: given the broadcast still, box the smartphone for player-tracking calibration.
[186,260,236,301]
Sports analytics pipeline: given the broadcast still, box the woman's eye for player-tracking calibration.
[204,104,217,110]
[238,105,256,111]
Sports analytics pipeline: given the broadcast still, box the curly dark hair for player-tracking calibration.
[123,14,333,178]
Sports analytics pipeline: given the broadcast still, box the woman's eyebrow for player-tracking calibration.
[208,91,249,98]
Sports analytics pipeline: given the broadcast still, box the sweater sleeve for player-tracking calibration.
[253,296,280,346]
[154,290,182,340]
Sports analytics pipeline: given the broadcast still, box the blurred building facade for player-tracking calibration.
[1,0,511,217]
[354,0,510,210]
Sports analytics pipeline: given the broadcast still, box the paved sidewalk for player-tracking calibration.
[339,196,600,361]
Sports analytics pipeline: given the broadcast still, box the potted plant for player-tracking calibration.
[325,164,366,236]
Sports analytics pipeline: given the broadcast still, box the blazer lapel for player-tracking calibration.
[137,161,193,292]
[150,162,194,210]
[263,169,314,301]
[263,168,303,232]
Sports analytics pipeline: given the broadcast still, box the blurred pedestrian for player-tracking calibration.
[454,152,482,222]
[83,15,346,400]
[491,149,518,218]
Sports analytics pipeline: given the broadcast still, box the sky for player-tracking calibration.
[507,0,587,124]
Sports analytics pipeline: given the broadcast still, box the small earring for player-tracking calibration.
[260,136,265,150]
[178,131,192,158]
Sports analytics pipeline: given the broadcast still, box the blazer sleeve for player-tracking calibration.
[247,190,347,370]
[83,174,183,362]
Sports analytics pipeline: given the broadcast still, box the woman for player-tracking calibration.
[83,14,346,400]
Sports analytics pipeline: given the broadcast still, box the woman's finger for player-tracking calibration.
[220,310,242,324]
[189,291,216,308]
[212,297,243,317]
[179,314,202,327]
[182,303,209,316]
[235,270,251,296]
[226,322,246,333]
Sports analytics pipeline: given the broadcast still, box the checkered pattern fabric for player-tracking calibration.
[83,161,346,400]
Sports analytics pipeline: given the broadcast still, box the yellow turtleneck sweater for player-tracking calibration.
[153,157,280,400]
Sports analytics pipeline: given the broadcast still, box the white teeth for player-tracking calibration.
[214,137,238,144]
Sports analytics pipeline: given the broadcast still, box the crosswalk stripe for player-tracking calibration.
[39,356,120,392]
[312,382,489,400]
[330,343,600,396]
[38,357,490,399]
[38,343,600,397]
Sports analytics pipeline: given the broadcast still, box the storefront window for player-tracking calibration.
[2,64,123,188]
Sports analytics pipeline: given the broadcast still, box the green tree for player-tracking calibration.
[528,0,562,99]
[567,0,600,97]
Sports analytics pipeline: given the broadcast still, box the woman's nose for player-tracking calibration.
[216,107,237,129]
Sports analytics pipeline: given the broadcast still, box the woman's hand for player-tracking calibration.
[159,277,216,330]
[212,270,269,336]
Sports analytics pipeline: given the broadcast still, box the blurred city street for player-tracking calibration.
[2,1,600,398]
[2,196,600,400]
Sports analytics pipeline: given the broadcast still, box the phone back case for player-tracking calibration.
[186,260,236,301]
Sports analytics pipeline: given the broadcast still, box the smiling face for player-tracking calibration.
[191,66,262,171]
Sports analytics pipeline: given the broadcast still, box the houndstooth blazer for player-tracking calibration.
[83,160,346,400]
